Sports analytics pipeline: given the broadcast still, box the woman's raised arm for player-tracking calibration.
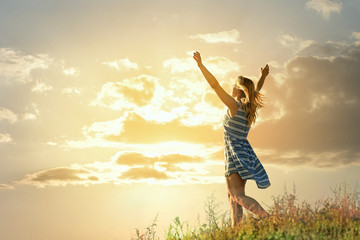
[193,51,237,111]
[256,64,270,92]
[193,51,218,89]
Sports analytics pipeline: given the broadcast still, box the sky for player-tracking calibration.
[0,0,360,239]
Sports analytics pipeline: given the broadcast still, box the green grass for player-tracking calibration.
[132,182,360,240]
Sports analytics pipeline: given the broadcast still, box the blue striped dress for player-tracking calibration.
[223,100,271,189]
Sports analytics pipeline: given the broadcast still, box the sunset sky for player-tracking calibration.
[1,0,360,239]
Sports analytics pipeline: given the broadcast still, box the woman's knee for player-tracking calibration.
[230,193,246,205]
[226,173,246,196]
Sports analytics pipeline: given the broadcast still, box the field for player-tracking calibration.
[132,182,360,240]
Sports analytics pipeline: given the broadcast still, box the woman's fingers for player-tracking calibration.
[193,51,201,62]
[261,64,270,76]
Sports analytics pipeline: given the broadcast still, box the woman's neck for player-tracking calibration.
[236,92,246,101]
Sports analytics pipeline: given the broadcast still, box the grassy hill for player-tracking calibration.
[132,182,360,240]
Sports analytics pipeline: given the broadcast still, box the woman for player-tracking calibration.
[193,51,271,227]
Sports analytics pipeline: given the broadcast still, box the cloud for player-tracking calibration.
[115,151,204,166]
[204,56,241,78]
[14,149,218,187]
[250,42,360,169]
[203,90,224,108]
[160,153,203,164]
[296,41,348,58]
[0,107,17,123]
[353,32,360,40]
[75,69,242,148]
[22,113,37,120]
[257,148,360,169]
[188,29,242,44]
[31,81,53,93]
[0,48,52,84]
[25,167,87,181]
[278,34,314,53]
[103,58,139,71]
[0,133,13,143]
[15,161,134,188]
[87,69,228,129]
[120,166,169,180]
[61,87,82,95]
[164,82,197,105]
[21,102,40,121]
[155,162,187,172]
[305,0,342,20]
[0,47,89,150]
[163,57,194,73]
[88,176,99,181]
[352,32,360,46]
[115,151,157,166]
[83,115,127,140]
[63,67,80,76]
[15,166,93,188]
[0,184,14,190]
[163,55,241,78]
[95,111,223,145]
[90,74,158,110]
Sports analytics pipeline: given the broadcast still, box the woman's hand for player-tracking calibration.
[261,64,270,77]
[193,51,202,66]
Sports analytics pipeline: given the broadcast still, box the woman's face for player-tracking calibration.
[231,85,241,98]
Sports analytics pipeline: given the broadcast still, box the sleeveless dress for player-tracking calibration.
[223,100,271,189]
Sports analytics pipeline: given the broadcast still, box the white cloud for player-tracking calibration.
[103,58,139,71]
[278,34,314,53]
[83,114,127,139]
[31,81,53,93]
[0,48,52,84]
[61,87,81,95]
[188,29,242,44]
[21,103,40,121]
[188,101,226,126]
[0,107,17,123]
[352,32,360,46]
[163,57,194,73]
[352,32,360,39]
[267,61,283,69]
[0,133,13,143]
[163,55,241,78]
[204,56,241,78]
[46,141,58,146]
[63,67,79,76]
[90,74,159,110]
[22,113,37,120]
[306,0,342,20]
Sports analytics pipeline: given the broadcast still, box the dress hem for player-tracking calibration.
[224,170,271,189]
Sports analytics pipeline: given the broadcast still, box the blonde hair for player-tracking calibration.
[234,76,264,126]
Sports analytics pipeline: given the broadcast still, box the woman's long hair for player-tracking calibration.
[234,76,264,127]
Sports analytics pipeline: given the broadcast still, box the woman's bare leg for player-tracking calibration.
[232,194,269,218]
[226,173,269,219]
[227,190,243,226]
